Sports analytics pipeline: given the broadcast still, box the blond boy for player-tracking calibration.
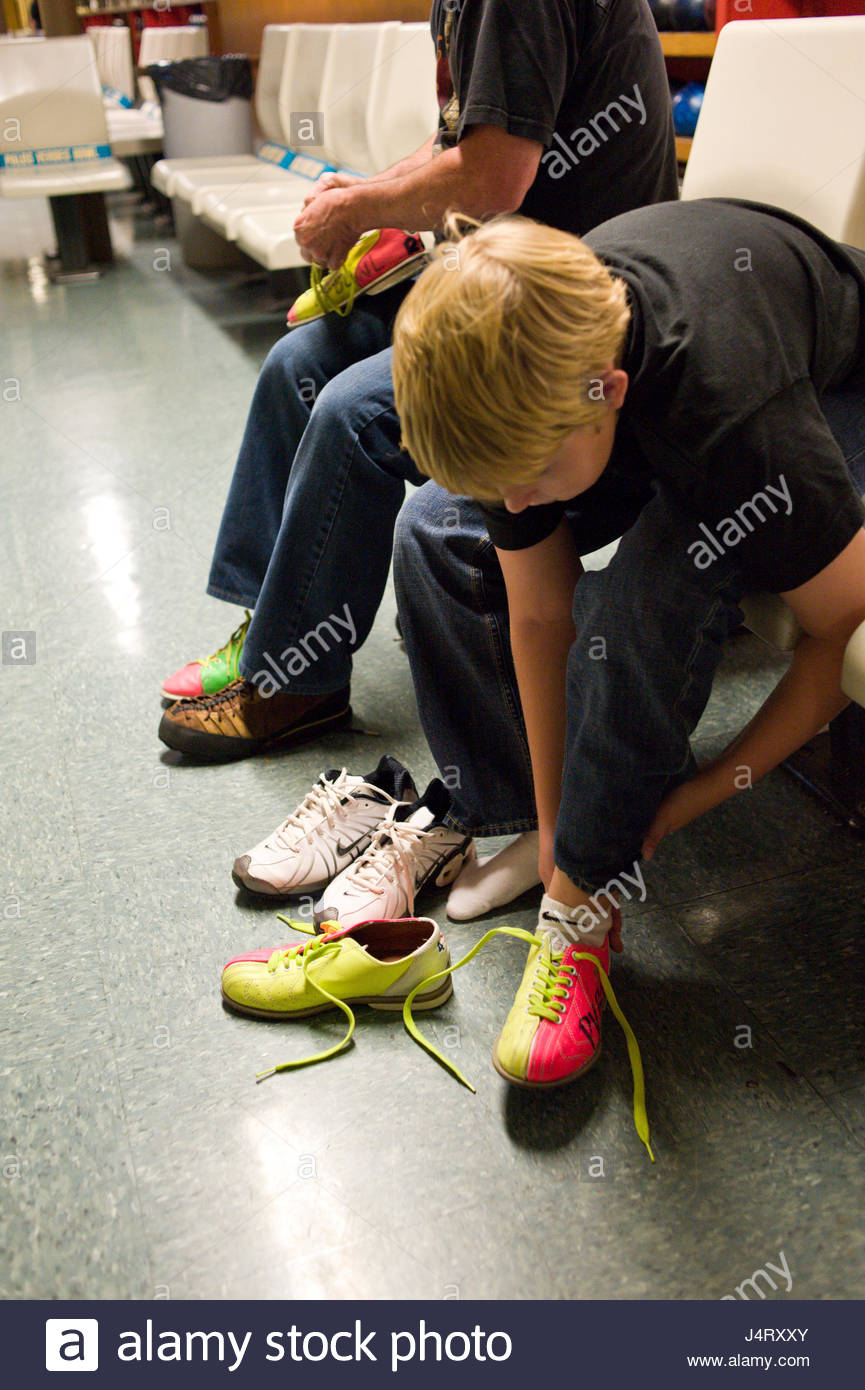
[391,202,865,1087]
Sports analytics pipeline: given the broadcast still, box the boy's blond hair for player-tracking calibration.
[392,214,631,498]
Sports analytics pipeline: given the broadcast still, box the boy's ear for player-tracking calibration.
[592,368,628,411]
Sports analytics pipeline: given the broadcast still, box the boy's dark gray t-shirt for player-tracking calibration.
[480,199,865,593]
[430,0,678,234]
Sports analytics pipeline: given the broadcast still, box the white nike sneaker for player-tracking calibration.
[232,754,417,897]
[314,779,475,930]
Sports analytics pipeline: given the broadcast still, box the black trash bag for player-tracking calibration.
[144,55,253,104]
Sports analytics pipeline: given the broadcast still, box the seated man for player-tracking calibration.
[157,0,677,762]
[391,201,865,1090]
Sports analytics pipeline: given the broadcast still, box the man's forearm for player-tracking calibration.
[340,143,508,233]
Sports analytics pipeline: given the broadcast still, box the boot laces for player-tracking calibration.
[266,934,339,974]
[184,676,251,713]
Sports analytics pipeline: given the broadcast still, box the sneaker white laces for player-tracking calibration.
[268,772,356,851]
[341,818,428,910]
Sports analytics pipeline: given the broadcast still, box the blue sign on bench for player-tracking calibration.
[102,86,133,108]
[255,143,337,179]
[0,144,113,169]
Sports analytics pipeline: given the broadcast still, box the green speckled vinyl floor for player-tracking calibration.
[2,195,864,1301]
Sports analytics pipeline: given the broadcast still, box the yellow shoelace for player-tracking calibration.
[196,609,250,669]
[527,949,577,1022]
[402,926,655,1163]
[310,260,360,319]
[253,919,654,1162]
[255,919,350,1081]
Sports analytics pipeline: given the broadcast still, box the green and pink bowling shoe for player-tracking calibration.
[161,611,250,702]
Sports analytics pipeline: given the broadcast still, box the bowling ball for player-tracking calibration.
[672,0,710,28]
[671,80,704,137]
[649,0,678,30]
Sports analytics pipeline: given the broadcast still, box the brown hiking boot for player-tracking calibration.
[158,678,351,763]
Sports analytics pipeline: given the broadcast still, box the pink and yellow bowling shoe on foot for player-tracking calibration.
[492,929,609,1088]
[401,919,655,1161]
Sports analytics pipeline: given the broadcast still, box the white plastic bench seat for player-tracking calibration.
[234,209,306,270]
[196,150,347,236]
[0,157,129,198]
[366,22,438,172]
[0,36,131,200]
[178,21,392,229]
[175,149,334,215]
[106,105,164,159]
[151,153,255,197]
[199,179,311,238]
[91,22,135,106]
[232,21,430,268]
[151,25,315,199]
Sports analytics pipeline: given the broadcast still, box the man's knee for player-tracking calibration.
[260,329,315,384]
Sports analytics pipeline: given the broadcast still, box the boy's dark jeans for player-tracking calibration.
[393,392,865,891]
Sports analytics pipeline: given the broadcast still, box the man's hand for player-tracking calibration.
[293,186,362,270]
[301,170,365,210]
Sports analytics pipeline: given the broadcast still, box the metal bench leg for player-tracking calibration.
[783,702,865,834]
[47,193,114,282]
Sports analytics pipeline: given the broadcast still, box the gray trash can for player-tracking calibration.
[147,56,255,268]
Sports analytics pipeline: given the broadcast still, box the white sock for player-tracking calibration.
[446,831,541,921]
[538,891,612,948]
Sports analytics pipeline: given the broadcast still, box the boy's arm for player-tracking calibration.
[496,520,584,888]
[643,528,865,857]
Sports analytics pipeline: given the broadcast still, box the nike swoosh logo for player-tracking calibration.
[335,832,371,857]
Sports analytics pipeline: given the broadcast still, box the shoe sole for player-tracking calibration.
[221,974,453,1020]
[231,868,333,898]
[158,700,352,764]
[231,815,395,897]
[312,838,474,929]
[491,1041,602,1089]
[364,250,430,294]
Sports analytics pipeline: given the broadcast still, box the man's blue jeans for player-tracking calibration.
[392,392,865,893]
[207,281,423,694]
